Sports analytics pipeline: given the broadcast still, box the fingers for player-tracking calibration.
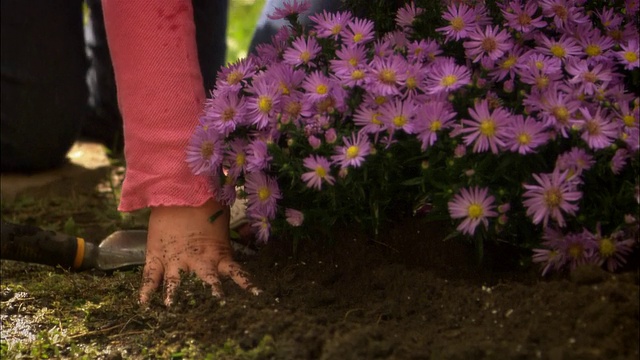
[163,266,182,307]
[193,266,224,298]
[219,259,262,296]
[139,256,163,305]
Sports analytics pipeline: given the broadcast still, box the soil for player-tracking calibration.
[1,160,639,359]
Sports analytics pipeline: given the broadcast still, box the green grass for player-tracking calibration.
[226,0,266,64]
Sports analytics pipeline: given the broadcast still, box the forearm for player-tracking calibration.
[102,0,212,211]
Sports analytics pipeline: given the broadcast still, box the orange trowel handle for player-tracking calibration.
[1,221,90,270]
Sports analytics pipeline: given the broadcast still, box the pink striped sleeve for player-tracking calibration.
[102,0,214,212]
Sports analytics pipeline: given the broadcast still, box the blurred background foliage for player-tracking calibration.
[226,0,266,64]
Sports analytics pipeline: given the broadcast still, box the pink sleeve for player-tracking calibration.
[102,0,214,212]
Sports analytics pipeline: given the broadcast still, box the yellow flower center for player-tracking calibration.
[430,120,442,132]
[585,120,600,135]
[441,74,458,87]
[226,70,243,85]
[535,75,549,89]
[346,145,360,159]
[222,108,236,122]
[624,51,638,63]
[315,165,326,178]
[393,115,407,127]
[300,51,311,63]
[481,37,497,52]
[599,238,616,257]
[552,106,569,124]
[550,44,566,58]
[518,133,531,145]
[518,13,532,26]
[568,243,583,259]
[280,82,290,95]
[351,69,365,80]
[623,114,636,127]
[285,101,302,117]
[258,186,271,201]
[543,188,562,208]
[583,71,597,83]
[200,141,213,159]
[379,69,396,84]
[331,24,342,35]
[371,113,383,125]
[585,44,602,57]
[353,33,363,43]
[236,153,245,166]
[258,96,272,113]
[535,60,544,70]
[501,56,517,70]
[316,84,328,95]
[349,58,358,67]
[479,119,496,136]
[451,17,465,31]
[374,96,387,105]
[552,4,568,20]
[406,76,417,89]
[468,203,483,219]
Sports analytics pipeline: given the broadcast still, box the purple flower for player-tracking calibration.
[538,0,590,30]
[448,186,498,236]
[504,115,549,154]
[533,227,568,275]
[330,45,368,87]
[214,57,256,96]
[342,17,375,46]
[460,100,511,154]
[425,57,471,94]
[414,101,456,150]
[217,175,239,206]
[285,208,305,227]
[249,210,272,243]
[225,138,249,179]
[555,147,595,180]
[577,107,619,150]
[565,58,613,96]
[535,33,582,61]
[395,2,424,30]
[616,39,640,70]
[353,104,385,135]
[365,54,407,96]
[561,230,598,270]
[244,171,282,219]
[610,148,629,174]
[186,124,223,176]
[283,36,321,67]
[379,98,418,134]
[267,0,311,20]
[246,78,281,129]
[301,71,334,103]
[245,139,272,172]
[590,224,636,272]
[501,1,546,34]
[332,132,371,168]
[203,92,247,137]
[522,169,582,227]
[437,3,478,41]
[301,155,335,190]
[407,39,442,64]
[309,10,353,40]
[463,25,512,64]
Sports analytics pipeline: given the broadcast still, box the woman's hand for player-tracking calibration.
[140,199,260,306]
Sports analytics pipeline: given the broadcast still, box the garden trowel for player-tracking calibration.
[0,221,147,271]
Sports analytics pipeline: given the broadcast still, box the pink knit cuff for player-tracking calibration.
[103,0,214,212]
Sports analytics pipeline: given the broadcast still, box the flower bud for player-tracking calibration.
[454,144,466,158]
[498,214,508,225]
[339,167,349,178]
[503,79,514,93]
[287,138,295,147]
[421,160,429,170]
[464,169,475,177]
[325,128,337,144]
[308,135,321,149]
[498,203,510,213]
[285,208,304,227]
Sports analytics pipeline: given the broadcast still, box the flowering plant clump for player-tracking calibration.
[189,0,639,275]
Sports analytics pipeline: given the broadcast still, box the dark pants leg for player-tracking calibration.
[192,0,229,95]
[1,0,87,173]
